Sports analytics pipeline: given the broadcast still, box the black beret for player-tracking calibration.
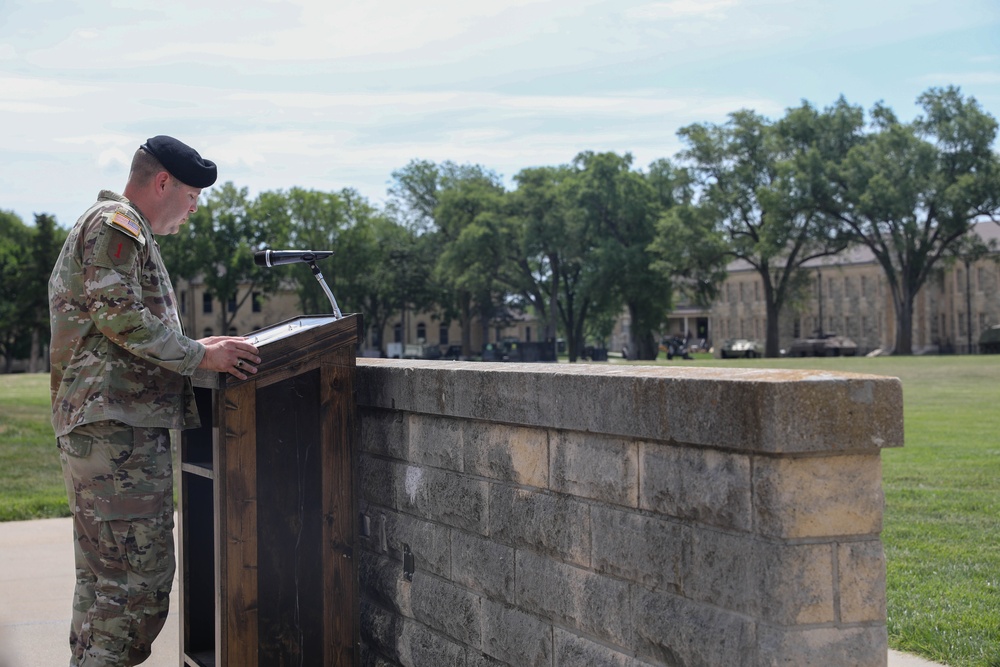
[141,135,218,188]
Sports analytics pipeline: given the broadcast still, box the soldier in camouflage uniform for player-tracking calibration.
[49,136,262,667]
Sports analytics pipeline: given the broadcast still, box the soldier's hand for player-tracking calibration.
[198,336,261,380]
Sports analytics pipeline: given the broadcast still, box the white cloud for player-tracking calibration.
[626,0,739,20]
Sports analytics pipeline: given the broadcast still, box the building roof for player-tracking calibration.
[724,220,1000,274]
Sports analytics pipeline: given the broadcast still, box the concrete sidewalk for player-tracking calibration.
[0,516,947,667]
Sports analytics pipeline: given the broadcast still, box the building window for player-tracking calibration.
[439,324,449,345]
[252,292,262,313]
[203,293,213,314]
[228,326,238,335]
[203,328,213,337]
[416,322,426,342]
[525,326,532,342]
[228,295,237,313]
[393,323,402,343]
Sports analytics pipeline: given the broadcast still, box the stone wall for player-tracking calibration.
[355,360,903,667]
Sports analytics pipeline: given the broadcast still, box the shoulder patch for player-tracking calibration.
[103,209,146,246]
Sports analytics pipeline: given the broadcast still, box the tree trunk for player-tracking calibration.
[28,327,41,373]
[893,289,915,355]
[764,297,781,358]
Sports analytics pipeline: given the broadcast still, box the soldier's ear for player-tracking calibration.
[153,171,171,194]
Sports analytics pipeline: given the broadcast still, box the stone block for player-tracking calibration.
[640,442,752,531]
[837,540,886,623]
[382,511,451,579]
[757,541,835,625]
[408,414,464,472]
[360,454,398,509]
[685,527,757,615]
[754,454,883,539]
[397,465,489,534]
[410,570,483,648]
[489,485,591,566]
[515,549,631,647]
[360,407,408,459]
[360,549,412,617]
[550,431,638,507]
[360,598,404,661]
[633,587,756,667]
[481,599,553,667]
[591,505,684,594]
[452,530,515,603]
[464,421,549,488]
[553,627,649,667]
[755,624,888,667]
[395,619,469,667]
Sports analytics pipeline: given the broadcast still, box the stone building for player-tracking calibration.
[641,221,1000,356]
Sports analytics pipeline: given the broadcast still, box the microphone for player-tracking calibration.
[254,249,334,267]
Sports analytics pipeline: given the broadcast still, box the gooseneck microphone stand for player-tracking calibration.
[308,259,343,319]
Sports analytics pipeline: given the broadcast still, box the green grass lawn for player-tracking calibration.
[3,357,999,666]
[0,373,69,520]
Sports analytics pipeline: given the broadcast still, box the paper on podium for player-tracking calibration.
[244,316,341,347]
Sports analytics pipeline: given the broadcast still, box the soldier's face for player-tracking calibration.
[153,179,201,235]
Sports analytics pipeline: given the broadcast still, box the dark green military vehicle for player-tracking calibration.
[980,325,1000,354]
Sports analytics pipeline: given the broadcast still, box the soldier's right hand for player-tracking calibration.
[198,336,261,380]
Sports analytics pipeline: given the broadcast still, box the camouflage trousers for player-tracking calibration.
[58,420,175,667]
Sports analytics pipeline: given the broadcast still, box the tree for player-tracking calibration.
[677,101,862,357]
[432,169,509,356]
[331,191,426,355]
[26,214,64,371]
[570,152,668,360]
[824,87,1000,354]
[508,165,574,353]
[646,160,730,330]
[0,210,33,372]
[389,159,506,356]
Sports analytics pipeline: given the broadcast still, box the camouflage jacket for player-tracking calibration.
[49,190,205,437]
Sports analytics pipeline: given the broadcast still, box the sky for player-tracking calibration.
[2,0,999,228]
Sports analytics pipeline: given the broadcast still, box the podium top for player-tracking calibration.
[191,313,361,390]
[244,315,341,347]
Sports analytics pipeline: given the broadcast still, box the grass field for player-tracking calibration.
[2,356,999,666]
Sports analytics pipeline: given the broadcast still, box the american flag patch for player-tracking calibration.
[111,211,141,238]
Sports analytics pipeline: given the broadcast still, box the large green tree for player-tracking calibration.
[823,87,1000,354]
[26,214,64,371]
[508,165,574,352]
[570,152,669,360]
[389,159,505,356]
[328,191,428,354]
[677,101,861,357]
[0,211,33,372]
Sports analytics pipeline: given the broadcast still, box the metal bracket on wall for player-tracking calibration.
[402,543,414,581]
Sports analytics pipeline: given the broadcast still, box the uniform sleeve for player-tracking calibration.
[83,223,206,375]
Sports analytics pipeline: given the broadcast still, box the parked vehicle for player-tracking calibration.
[788,333,858,357]
[979,325,1000,354]
[719,338,763,359]
[662,335,693,360]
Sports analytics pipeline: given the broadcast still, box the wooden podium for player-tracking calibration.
[178,314,362,667]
